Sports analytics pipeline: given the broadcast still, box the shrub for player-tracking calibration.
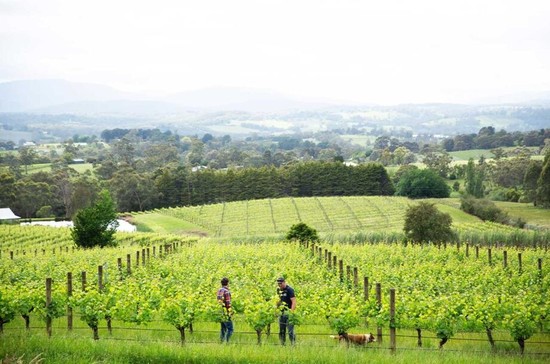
[286,222,319,243]
[71,190,119,248]
[395,168,450,198]
[403,202,455,244]
[36,206,54,218]
[460,196,508,224]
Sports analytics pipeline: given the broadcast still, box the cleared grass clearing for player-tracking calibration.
[494,201,550,229]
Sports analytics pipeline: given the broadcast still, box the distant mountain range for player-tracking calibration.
[0,79,334,114]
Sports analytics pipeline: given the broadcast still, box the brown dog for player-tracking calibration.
[330,333,376,345]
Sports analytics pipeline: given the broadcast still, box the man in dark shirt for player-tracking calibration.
[217,277,233,342]
[276,277,296,345]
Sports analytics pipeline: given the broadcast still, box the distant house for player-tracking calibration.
[191,165,208,172]
[0,208,20,222]
[71,158,85,164]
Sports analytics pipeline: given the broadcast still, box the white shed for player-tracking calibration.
[0,208,21,220]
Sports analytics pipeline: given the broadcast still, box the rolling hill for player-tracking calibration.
[129,196,550,245]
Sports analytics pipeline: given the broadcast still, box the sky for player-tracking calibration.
[1,0,550,105]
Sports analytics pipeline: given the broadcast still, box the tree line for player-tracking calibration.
[0,161,394,217]
[441,127,550,151]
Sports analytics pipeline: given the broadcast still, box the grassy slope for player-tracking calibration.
[129,212,207,236]
[494,201,550,229]
[131,196,490,238]
[22,162,94,174]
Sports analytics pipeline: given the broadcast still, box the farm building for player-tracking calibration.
[0,208,20,223]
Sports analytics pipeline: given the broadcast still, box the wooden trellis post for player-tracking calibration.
[127,254,132,275]
[390,288,396,353]
[363,277,369,301]
[376,283,382,343]
[46,278,52,337]
[67,272,73,330]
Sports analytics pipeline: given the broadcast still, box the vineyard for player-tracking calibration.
[131,196,550,247]
[1,224,549,363]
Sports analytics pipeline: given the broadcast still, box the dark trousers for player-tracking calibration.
[278,314,295,345]
[220,320,233,342]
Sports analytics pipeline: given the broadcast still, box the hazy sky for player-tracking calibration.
[1,0,550,104]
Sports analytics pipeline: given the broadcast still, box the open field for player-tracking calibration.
[449,147,542,163]
[23,162,94,174]
[494,201,550,229]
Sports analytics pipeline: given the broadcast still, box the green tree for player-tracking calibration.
[465,158,485,198]
[286,222,319,243]
[71,190,118,248]
[13,180,52,218]
[489,155,530,188]
[112,137,136,166]
[403,202,455,244]
[422,151,452,177]
[70,175,101,217]
[18,146,38,174]
[536,151,550,208]
[110,167,158,212]
[396,168,450,198]
[0,172,16,208]
[523,160,542,204]
[143,143,180,171]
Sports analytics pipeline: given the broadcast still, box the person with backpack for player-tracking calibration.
[217,277,233,342]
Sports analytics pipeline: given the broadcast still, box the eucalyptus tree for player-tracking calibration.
[18,146,37,174]
[13,180,52,218]
[523,160,542,204]
[465,158,485,198]
[109,167,159,212]
[536,151,550,208]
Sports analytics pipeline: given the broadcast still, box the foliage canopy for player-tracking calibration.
[71,190,119,248]
[396,168,450,198]
[403,202,455,244]
[286,222,319,243]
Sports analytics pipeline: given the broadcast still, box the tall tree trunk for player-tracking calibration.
[416,328,422,347]
[439,338,448,349]
[266,323,271,337]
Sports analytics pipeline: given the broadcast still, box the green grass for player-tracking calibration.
[130,212,208,236]
[449,149,495,161]
[1,322,548,364]
[340,134,377,147]
[23,163,94,174]
[493,201,550,229]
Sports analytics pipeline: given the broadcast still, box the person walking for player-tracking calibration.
[217,277,233,343]
[276,277,296,345]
